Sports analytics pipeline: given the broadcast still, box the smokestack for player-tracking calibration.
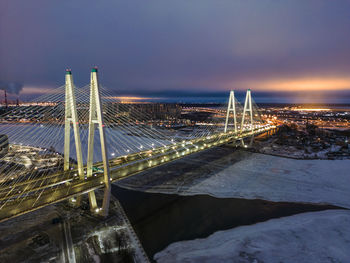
[4,90,7,108]
[16,96,19,107]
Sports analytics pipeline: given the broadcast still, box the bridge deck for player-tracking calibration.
[0,126,276,222]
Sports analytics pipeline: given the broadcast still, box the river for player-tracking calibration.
[112,185,338,261]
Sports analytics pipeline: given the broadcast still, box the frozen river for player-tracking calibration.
[112,185,338,261]
[155,209,350,263]
[116,147,350,262]
[118,147,350,209]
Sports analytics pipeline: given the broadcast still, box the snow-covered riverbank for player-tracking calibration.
[185,153,350,208]
[119,150,350,209]
[154,209,350,263]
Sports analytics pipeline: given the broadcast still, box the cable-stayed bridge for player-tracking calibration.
[0,68,277,223]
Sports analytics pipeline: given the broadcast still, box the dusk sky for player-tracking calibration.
[1,0,350,99]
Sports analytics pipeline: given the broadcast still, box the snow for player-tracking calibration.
[185,153,350,208]
[134,152,350,262]
[121,152,350,209]
[154,210,350,263]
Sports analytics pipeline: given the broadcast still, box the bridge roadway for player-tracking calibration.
[0,125,275,222]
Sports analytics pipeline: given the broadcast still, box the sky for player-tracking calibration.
[1,0,350,101]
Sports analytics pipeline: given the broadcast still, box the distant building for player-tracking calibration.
[0,134,9,157]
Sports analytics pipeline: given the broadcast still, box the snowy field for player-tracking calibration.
[154,210,350,263]
[120,151,350,209]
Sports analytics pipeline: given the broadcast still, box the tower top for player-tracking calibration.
[91,67,98,73]
[66,69,72,75]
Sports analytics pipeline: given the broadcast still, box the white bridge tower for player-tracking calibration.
[64,69,84,178]
[224,90,237,133]
[86,67,111,217]
[241,89,254,132]
[64,68,111,217]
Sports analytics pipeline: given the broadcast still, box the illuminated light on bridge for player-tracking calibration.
[0,69,278,223]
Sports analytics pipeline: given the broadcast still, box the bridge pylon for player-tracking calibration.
[241,89,254,132]
[240,89,255,147]
[86,67,111,217]
[64,69,84,179]
[224,90,237,133]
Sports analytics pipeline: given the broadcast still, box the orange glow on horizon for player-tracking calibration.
[20,76,350,97]
[237,77,350,91]
[103,96,157,103]
[291,108,331,112]
[104,96,150,100]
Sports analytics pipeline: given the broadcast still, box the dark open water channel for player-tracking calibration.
[112,185,339,261]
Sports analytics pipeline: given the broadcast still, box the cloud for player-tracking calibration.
[0,0,350,93]
[0,81,23,94]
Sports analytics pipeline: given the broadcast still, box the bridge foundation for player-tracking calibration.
[240,135,254,148]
